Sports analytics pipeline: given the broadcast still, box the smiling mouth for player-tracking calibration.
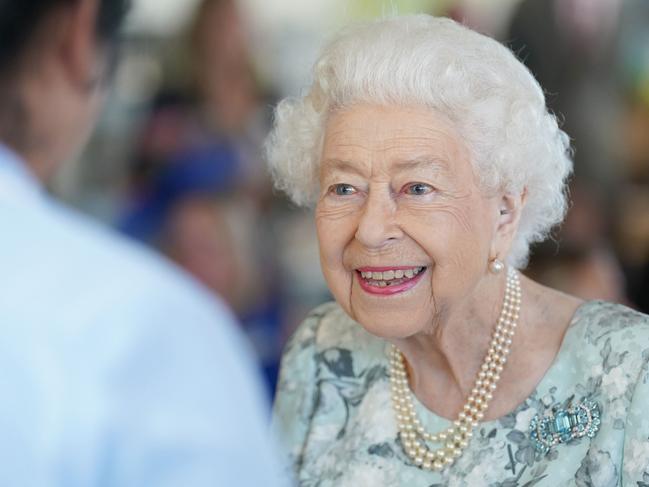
[355,266,427,295]
[358,266,426,287]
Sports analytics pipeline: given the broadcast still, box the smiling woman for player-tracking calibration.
[267,15,649,486]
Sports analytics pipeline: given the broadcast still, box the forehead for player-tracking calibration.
[321,104,470,175]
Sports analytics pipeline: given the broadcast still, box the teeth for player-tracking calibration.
[359,267,425,282]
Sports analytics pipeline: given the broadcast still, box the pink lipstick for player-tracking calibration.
[356,266,427,296]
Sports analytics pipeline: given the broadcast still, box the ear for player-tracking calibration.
[489,188,528,262]
[58,0,103,92]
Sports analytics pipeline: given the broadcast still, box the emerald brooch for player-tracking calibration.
[529,397,601,454]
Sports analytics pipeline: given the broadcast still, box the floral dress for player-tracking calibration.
[272,300,649,486]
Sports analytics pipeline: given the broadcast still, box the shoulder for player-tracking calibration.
[281,301,387,379]
[575,300,649,346]
[570,301,649,400]
[287,301,385,355]
[62,205,243,342]
[48,202,188,286]
[573,300,649,365]
[31,198,219,304]
[1,196,240,347]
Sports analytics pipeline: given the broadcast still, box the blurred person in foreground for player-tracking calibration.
[268,15,649,485]
[0,0,283,485]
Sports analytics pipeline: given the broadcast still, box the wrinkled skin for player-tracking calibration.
[315,104,580,420]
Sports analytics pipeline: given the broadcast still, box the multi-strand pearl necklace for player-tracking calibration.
[389,268,521,471]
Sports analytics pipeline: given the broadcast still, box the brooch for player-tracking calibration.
[529,397,601,454]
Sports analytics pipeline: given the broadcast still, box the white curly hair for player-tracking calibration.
[265,14,573,268]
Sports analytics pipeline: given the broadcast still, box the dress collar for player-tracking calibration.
[0,143,46,207]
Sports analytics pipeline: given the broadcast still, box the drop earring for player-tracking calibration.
[489,258,504,274]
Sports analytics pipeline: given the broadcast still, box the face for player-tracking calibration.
[21,0,110,179]
[316,104,508,339]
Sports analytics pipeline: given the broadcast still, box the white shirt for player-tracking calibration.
[0,144,285,486]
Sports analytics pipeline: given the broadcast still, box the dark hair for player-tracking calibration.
[0,0,131,75]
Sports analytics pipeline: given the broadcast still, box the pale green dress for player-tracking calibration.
[273,300,649,486]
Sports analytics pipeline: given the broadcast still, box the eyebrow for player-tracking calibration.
[391,156,449,173]
[320,156,449,175]
[320,158,366,176]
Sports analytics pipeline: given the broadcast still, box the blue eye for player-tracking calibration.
[330,184,357,196]
[405,183,433,195]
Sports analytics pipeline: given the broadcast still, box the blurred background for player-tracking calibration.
[49,0,649,398]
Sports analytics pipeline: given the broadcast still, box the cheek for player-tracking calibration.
[399,200,494,291]
[315,208,357,294]
[402,204,484,254]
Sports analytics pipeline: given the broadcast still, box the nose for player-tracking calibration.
[355,188,402,249]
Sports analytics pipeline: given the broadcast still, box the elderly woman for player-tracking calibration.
[267,15,649,486]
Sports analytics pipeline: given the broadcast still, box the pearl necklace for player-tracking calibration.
[389,268,521,471]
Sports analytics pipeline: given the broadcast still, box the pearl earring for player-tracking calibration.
[489,258,504,274]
